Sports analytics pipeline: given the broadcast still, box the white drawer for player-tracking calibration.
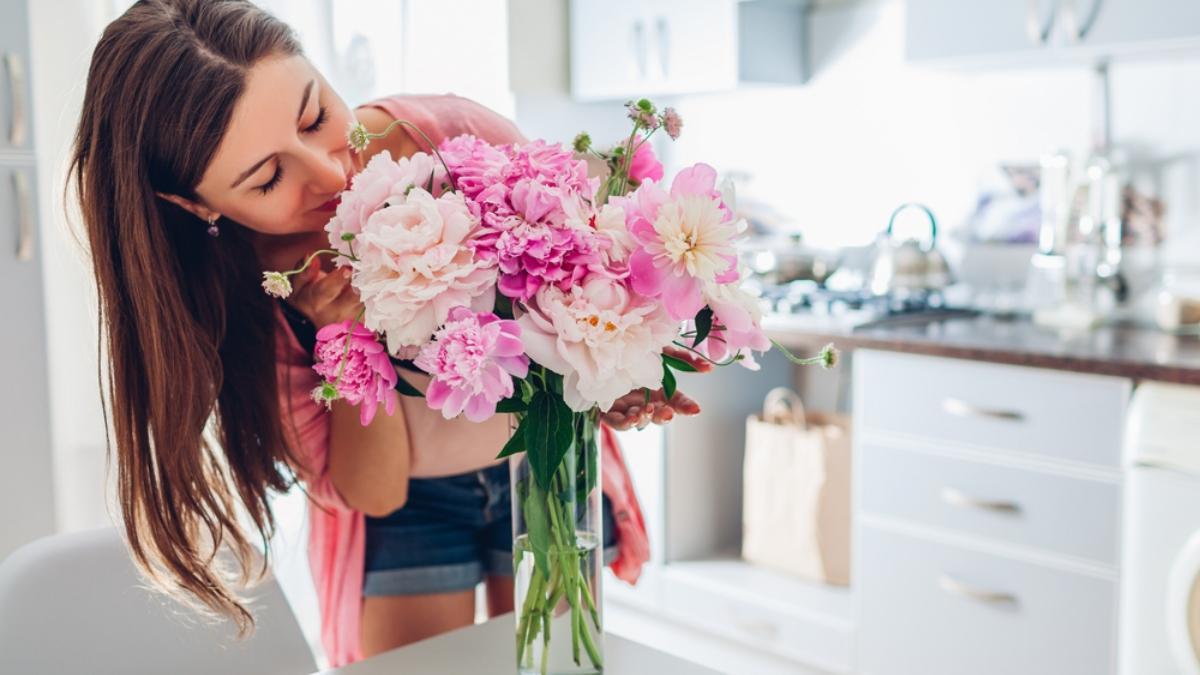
[854,350,1130,468]
[857,525,1117,675]
[655,563,854,671]
[859,443,1121,564]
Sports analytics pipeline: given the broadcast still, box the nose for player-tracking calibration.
[304,144,351,195]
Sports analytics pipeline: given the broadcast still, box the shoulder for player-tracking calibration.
[357,94,526,155]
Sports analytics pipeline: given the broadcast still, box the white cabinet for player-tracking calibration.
[510,0,739,101]
[907,0,1058,63]
[853,351,1128,675]
[568,0,737,101]
[907,0,1200,65]
[0,0,54,558]
[1080,0,1200,51]
[857,525,1117,675]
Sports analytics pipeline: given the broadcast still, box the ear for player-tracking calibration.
[155,192,219,223]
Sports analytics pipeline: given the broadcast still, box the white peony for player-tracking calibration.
[517,274,680,411]
[353,187,497,353]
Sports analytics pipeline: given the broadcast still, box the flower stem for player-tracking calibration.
[284,248,343,278]
[670,340,743,367]
[770,339,840,369]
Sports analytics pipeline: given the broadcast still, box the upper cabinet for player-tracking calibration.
[907,0,1200,66]
[510,0,809,102]
[0,0,33,154]
[569,0,738,101]
[1079,0,1200,51]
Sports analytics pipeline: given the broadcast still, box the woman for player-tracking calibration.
[70,0,703,666]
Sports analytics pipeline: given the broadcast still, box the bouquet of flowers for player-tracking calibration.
[263,99,835,675]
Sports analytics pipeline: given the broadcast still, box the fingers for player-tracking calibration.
[289,261,322,294]
[310,268,353,306]
[600,411,635,431]
[668,390,702,416]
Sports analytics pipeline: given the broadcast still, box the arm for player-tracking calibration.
[286,262,412,516]
[327,394,411,517]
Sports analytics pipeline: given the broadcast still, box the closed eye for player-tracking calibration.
[304,106,328,134]
[255,106,328,194]
[256,165,284,195]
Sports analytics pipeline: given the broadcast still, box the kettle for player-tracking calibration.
[869,203,951,296]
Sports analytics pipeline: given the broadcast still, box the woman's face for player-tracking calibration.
[193,54,356,236]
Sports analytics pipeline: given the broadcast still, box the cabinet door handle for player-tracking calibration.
[5,53,28,147]
[942,397,1024,422]
[630,19,647,79]
[941,487,1022,515]
[13,169,34,262]
[1025,0,1058,46]
[939,575,1019,605]
[655,16,670,79]
[1060,0,1103,43]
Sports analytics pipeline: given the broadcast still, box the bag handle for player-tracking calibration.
[762,387,808,429]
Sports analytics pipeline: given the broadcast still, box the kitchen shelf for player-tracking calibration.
[607,557,854,674]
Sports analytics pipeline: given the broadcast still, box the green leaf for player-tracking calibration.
[495,394,528,414]
[494,294,514,320]
[394,372,424,398]
[496,420,526,459]
[663,353,698,372]
[524,392,576,491]
[643,388,651,405]
[692,306,714,347]
[522,478,552,580]
[662,361,677,400]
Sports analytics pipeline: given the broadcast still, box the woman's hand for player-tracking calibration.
[286,263,364,328]
[602,388,702,431]
[601,346,714,430]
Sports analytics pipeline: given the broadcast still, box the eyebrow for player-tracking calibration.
[229,79,317,189]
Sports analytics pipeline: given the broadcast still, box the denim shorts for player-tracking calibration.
[363,462,619,596]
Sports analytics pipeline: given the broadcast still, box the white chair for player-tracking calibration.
[0,527,317,675]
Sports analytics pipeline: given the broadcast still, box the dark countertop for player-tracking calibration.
[764,313,1200,385]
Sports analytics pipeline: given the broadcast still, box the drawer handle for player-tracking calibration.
[5,52,28,147]
[942,397,1024,422]
[13,169,34,262]
[940,487,1022,515]
[938,575,1018,606]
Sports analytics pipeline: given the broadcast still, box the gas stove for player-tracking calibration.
[756,280,978,333]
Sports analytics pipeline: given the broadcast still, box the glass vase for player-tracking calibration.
[510,412,604,675]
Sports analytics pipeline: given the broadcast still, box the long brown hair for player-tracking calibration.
[69,0,302,631]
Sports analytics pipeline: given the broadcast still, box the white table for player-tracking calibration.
[316,616,722,674]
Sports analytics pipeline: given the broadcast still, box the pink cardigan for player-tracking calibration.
[277,94,650,667]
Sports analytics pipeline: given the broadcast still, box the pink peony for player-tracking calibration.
[517,275,679,412]
[414,306,530,422]
[326,151,448,259]
[439,135,604,302]
[561,197,635,269]
[353,187,497,353]
[627,139,663,185]
[312,320,398,426]
[622,163,742,321]
[437,134,512,204]
[472,179,602,302]
[696,285,771,370]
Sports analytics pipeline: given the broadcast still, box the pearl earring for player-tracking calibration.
[206,214,220,237]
